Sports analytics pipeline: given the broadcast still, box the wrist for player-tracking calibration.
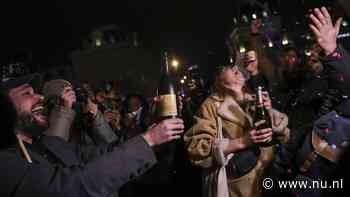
[225,136,251,155]
[142,132,155,147]
[241,135,252,148]
[325,44,337,56]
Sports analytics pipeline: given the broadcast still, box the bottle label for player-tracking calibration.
[158,94,178,117]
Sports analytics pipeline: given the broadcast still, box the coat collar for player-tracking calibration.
[210,93,253,128]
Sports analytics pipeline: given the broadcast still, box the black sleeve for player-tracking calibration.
[0,136,157,197]
[323,45,350,77]
[269,126,311,177]
[89,110,118,145]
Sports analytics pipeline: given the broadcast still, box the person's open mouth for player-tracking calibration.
[31,103,47,125]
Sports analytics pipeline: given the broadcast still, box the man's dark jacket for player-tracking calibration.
[0,106,157,197]
[0,135,156,197]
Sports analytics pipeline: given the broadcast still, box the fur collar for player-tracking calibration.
[210,94,253,128]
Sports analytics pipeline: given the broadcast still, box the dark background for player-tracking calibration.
[0,0,336,64]
[0,0,345,93]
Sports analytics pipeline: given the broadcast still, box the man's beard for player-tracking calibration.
[16,112,47,138]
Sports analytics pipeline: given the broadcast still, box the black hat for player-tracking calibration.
[0,73,42,93]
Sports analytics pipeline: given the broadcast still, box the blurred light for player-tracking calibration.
[305,49,311,56]
[183,76,187,80]
[282,35,289,45]
[239,46,246,53]
[172,59,179,68]
[180,79,185,84]
[95,39,102,47]
[262,11,268,18]
[252,13,257,20]
[242,15,249,23]
[306,34,311,40]
[233,17,238,24]
[342,20,348,27]
[230,57,233,63]
[337,32,350,38]
[268,40,274,48]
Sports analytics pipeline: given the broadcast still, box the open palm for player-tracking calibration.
[309,7,342,55]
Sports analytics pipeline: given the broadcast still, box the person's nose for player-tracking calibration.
[234,70,242,77]
[35,94,44,102]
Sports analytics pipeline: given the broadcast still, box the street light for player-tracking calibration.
[268,40,274,48]
[342,20,348,27]
[239,46,246,53]
[252,13,257,20]
[282,35,289,45]
[95,38,102,47]
[172,59,179,68]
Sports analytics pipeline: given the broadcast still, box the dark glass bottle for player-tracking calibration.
[156,51,178,119]
[254,86,275,147]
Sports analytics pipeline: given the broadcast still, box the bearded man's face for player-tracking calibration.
[8,84,48,134]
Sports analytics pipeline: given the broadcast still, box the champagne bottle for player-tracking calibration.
[157,51,178,119]
[254,86,275,147]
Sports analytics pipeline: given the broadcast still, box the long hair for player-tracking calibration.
[213,66,253,100]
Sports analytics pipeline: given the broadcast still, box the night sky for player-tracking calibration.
[0,0,335,69]
[0,1,241,66]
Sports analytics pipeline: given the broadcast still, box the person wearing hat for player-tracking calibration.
[184,64,290,197]
[0,75,185,197]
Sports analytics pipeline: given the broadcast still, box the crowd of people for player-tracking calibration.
[0,7,350,197]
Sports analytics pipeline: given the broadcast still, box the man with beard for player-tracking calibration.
[0,74,185,197]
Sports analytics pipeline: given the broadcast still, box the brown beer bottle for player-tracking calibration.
[254,86,275,147]
[156,51,178,119]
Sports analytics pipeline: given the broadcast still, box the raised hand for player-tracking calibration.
[61,86,76,109]
[309,7,342,55]
[142,118,184,146]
